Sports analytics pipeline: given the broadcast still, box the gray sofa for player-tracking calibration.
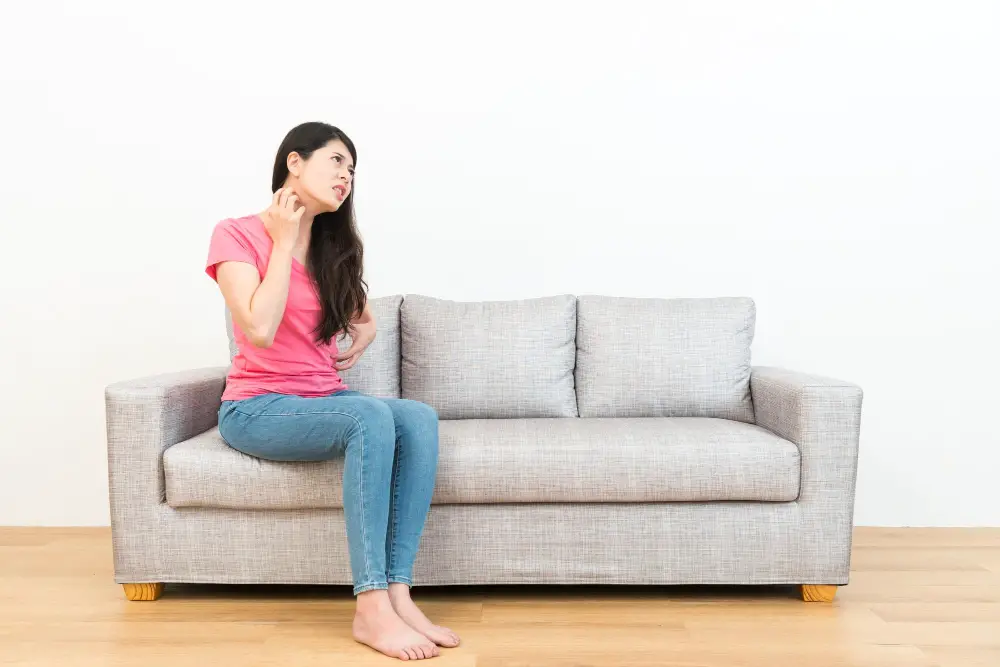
[105,294,863,603]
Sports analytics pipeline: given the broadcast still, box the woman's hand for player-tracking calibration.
[335,319,376,371]
[262,187,304,250]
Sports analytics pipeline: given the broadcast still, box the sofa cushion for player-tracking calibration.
[163,418,800,509]
[576,296,756,421]
[400,294,578,418]
[226,294,403,398]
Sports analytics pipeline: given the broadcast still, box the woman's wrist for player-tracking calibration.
[271,240,296,256]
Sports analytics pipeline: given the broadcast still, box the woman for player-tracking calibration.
[205,122,457,661]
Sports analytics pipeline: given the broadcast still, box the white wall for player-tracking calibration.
[1,1,997,526]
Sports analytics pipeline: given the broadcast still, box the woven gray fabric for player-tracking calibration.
[400,294,578,418]
[334,295,403,398]
[576,296,756,421]
[751,365,863,582]
[163,418,800,509]
[110,502,847,586]
[105,367,228,578]
[226,295,403,399]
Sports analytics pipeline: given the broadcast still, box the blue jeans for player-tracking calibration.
[217,390,439,595]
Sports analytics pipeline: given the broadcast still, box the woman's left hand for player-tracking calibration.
[334,320,376,371]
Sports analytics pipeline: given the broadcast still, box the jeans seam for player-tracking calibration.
[355,415,370,587]
[231,408,370,417]
[387,449,402,575]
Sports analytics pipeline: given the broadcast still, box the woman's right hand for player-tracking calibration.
[263,187,304,250]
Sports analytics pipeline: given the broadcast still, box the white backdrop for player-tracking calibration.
[1,1,997,526]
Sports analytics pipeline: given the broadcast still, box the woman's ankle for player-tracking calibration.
[355,588,393,614]
[388,582,411,597]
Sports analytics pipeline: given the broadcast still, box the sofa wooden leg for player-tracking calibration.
[122,583,164,601]
[801,584,837,602]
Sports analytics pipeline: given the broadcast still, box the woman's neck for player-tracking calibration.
[294,217,313,259]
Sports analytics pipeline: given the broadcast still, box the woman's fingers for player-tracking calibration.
[335,352,359,371]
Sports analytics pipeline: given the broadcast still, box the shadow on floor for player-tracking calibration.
[161,582,806,602]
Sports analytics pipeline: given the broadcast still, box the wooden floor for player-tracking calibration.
[2,528,999,666]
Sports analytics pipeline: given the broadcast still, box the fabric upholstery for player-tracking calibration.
[105,367,228,578]
[576,296,756,421]
[400,294,578,418]
[751,365,864,584]
[109,502,849,587]
[163,418,801,510]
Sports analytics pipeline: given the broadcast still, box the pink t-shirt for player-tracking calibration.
[205,214,349,401]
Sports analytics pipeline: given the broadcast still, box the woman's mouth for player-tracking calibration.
[333,185,347,199]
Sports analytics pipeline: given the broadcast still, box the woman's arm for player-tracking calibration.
[214,190,303,349]
[347,301,376,344]
[216,245,294,348]
[351,301,375,326]
[335,301,377,371]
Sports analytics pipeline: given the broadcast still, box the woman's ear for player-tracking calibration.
[286,151,302,178]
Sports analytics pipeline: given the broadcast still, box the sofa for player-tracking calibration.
[105,294,863,603]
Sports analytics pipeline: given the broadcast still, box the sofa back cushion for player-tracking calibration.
[225,294,403,398]
[401,294,578,418]
[335,294,404,398]
[575,296,755,421]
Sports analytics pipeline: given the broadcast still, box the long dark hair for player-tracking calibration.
[271,122,367,345]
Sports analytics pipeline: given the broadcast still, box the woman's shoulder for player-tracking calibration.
[214,213,266,236]
[211,213,271,248]
[206,214,271,279]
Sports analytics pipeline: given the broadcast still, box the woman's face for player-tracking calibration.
[289,139,355,214]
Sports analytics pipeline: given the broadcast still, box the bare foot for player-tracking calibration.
[389,583,461,648]
[353,590,440,660]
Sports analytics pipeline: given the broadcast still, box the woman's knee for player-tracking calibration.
[388,399,439,450]
[386,399,436,426]
[343,395,397,442]
[408,399,439,423]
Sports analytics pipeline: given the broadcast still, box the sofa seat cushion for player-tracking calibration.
[163,418,800,510]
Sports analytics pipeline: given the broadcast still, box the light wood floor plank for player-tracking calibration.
[852,527,1000,548]
[918,646,1000,667]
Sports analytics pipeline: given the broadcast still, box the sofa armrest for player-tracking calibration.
[750,366,863,505]
[106,366,228,506]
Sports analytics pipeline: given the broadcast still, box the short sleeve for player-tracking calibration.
[205,219,260,282]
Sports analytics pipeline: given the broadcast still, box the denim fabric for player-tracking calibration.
[217,389,439,594]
